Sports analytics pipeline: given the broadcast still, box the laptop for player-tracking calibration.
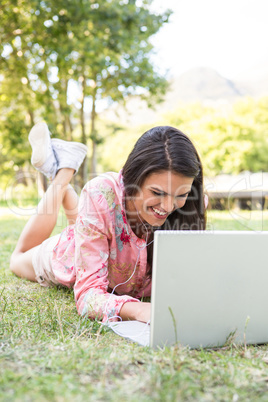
[108,230,268,348]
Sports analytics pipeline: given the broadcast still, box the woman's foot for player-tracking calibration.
[28,122,58,180]
[52,139,88,175]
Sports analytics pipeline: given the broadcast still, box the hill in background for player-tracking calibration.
[102,66,268,126]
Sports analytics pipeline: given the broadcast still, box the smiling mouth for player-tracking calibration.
[150,206,168,219]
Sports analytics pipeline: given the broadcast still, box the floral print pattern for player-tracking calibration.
[51,171,151,322]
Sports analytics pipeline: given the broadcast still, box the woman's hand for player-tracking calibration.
[119,301,151,323]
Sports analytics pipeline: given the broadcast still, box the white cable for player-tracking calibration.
[104,198,154,325]
[103,247,141,324]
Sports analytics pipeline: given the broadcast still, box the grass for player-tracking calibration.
[1,206,268,401]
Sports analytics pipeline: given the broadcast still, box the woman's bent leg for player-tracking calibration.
[10,247,39,282]
[10,168,75,281]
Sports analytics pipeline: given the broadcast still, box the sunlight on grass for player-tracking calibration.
[208,209,268,231]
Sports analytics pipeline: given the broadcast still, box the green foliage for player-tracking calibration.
[1,0,268,189]
[97,121,151,173]
[164,98,268,176]
[0,0,170,185]
[96,97,268,177]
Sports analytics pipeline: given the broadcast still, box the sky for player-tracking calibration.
[150,0,268,80]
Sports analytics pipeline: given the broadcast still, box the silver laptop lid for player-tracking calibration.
[150,231,268,348]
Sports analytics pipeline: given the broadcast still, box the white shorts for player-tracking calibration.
[32,234,61,287]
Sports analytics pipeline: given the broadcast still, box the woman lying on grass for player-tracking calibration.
[10,123,206,323]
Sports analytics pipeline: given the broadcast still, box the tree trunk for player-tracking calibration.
[59,102,67,138]
[67,114,73,140]
[28,109,35,127]
[91,141,97,177]
[59,78,73,140]
[80,76,86,144]
[43,70,59,121]
[79,74,87,185]
[90,89,97,177]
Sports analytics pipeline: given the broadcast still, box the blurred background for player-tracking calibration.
[1,0,268,212]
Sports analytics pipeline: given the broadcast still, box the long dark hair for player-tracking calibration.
[122,126,206,276]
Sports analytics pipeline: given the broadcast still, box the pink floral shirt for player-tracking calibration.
[51,171,151,322]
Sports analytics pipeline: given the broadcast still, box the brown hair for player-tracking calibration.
[122,126,206,276]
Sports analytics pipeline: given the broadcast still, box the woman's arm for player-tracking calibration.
[120,301,151,323]
[74,182,141,322]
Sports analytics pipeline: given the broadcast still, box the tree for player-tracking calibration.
[164,98,268,176]
[0,0,171,187]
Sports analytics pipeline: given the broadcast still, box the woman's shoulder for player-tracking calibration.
[81,171,124,210]
[84,171,122,192]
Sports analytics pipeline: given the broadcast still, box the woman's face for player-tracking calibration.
[126,171,194,229]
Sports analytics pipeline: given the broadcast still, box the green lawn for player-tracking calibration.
[1,207,268,401]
